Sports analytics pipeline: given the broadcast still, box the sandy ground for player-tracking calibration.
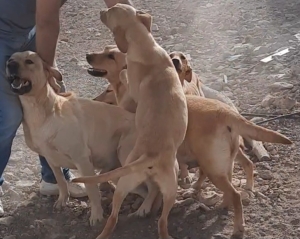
[0,0,300,238]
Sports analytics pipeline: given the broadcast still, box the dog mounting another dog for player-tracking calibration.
[83,42,292,238]
[73,3,189,239]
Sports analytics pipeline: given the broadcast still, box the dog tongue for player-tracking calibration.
[11,79,23,89]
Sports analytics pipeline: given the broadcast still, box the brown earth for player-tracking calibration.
[0,0,300,238]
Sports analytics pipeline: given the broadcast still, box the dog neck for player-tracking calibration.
[126,26,158,63]
[20,83,65,127]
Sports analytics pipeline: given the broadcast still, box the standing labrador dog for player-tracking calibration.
[74,4,188,239]
[5,51,140,226]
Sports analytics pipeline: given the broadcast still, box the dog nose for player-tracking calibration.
[172,58,180,70]
[86,54,93,63]
[7,60,19,74]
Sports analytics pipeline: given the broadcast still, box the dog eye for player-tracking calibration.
[180,55,186,60]
[25,59,34,64]
[107,54,115,60]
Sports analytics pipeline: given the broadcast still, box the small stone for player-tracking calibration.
[269,82,293,92]
[0,216,14,226]
[70,57,78,63]
[261,94,275,107]
[152,24,159,32]
[182,189,194,199]
[7,189,21,202]
[69,236,76,239]
[20,167,33,175]
[259,170,273,180]
[28,192,38,200]
[232,178,241,187]
[242,198,251,206]
[60,38,69,43]
[178,198,195,206]
[212,233,227,238]
[198,214,206,221]
[80,201,88,208]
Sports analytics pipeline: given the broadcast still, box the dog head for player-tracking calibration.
[100,3,152,53]
[6,51,62,96]
[86,45,126,83]
[169,51,192,85]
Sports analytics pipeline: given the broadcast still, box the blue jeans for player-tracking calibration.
[0,28,70,186]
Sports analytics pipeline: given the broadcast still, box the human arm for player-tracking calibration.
[103,0,133,8]
[35,0,61,67]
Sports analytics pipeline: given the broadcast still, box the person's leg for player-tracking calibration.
[0,40,24,215]
[20,28,86,198]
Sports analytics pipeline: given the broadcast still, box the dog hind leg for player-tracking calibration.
[96,172,148,239]
[154,165,178,239]
[76,161,104,226]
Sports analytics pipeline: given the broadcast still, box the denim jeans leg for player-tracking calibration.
[0,41,23,186]
[22,27,70,183]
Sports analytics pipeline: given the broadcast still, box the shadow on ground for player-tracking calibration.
[3,193,231,239]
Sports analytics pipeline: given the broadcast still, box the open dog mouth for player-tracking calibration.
[8,75,32,95]
[87,68,108,77]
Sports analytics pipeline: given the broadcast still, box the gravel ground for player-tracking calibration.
[0,0,300,238]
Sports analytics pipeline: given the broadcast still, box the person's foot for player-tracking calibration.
[0,187,4,216]
[40,175,87,198]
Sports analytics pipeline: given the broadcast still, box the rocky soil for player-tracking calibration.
[1,0,300,238]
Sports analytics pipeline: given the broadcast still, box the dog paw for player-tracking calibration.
[53,195,69,209]
[89,215,103,226]
[232,223,245,238]
[89,208,104,226]
[128,205,151,218]
[178,176,193,189]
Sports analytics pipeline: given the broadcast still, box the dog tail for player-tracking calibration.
[72,153,155,184]
[227,112,292,145]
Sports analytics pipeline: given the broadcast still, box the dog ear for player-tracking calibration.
[185,65,193,82]
[113,27,128,53]
[136,11,152,33]
[119,69,129,89]
[43,63,63,93]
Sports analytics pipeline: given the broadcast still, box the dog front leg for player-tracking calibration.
[49,165,69,209]
[76,162,103,226]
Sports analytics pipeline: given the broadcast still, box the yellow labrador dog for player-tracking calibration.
[75,4,188,239]
[87,45,137,112]
[5,51,139,226]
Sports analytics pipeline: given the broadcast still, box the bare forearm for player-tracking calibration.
[36,22,59,67]
[36,0,61,67]
[104,0,133,8]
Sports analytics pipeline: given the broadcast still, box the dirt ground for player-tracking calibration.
[1,0,300,238]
